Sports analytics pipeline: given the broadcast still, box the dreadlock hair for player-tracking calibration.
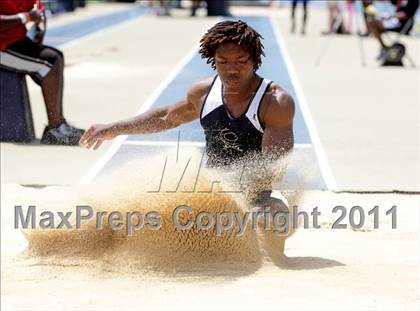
[199,20,265,71]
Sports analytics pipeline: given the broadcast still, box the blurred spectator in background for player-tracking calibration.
[61,0,86,12]
[365,0,419,51]
[175,0,183,9]
[148,0,171,16]
[206,0,230,16]
[322,0,350,34]
[190,0,201,17]
[149,0,229,17]
[159,0,171,16]
[346,0,355,33]
[360,0,374,36]
[43,0,86,15]
[290,0,309,34]
[0,0,84,145]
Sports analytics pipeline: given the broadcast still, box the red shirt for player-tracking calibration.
[0,0,39,50]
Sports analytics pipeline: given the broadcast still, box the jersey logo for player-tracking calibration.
[217,128,243,152]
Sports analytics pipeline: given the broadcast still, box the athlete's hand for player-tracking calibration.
[79,124,118,150]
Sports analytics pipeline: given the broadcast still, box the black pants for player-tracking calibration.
[291,0,308,24]
[0,37,64,85]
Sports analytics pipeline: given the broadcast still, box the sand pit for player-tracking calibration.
[13,149,300,278]
[1,149,418,310]
[2,183,418,310]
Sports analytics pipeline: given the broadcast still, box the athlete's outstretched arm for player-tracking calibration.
[80,79,211,150]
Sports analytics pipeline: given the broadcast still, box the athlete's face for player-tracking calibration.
[214,42,254,90]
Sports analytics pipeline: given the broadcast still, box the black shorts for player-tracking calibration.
[383,18,414,34]
[0,38,63,85]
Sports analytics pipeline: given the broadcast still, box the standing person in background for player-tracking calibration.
[359,0,374,36]
[205,0,230,17]
[346,0,355,34]
[322,0,351,34]
[0,0,84,145]
[158,0,172,16]
[190,0,201,17]
[175,0,182,9]
[290,0,309,35]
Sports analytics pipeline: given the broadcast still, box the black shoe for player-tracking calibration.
[61,120,85,137]
[41,121,85,145]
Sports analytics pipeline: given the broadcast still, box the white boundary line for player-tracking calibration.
[56,6,149,50]
[122,140,313,148]
[269,14,338,190]
[79,44,199,184]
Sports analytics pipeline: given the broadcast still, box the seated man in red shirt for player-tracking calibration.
[0,0,84,145]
